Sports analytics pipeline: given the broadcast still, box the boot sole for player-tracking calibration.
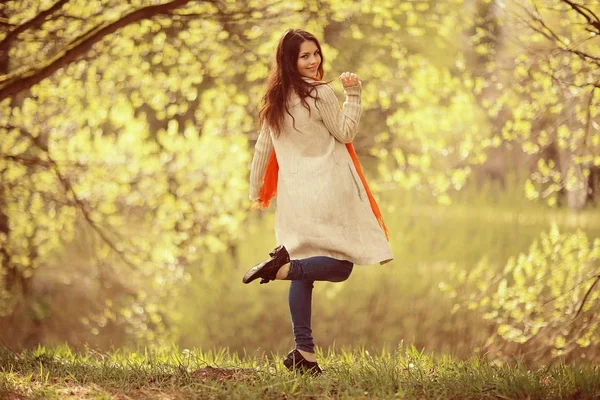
[242,260,269,284]
[284,362,323,375]
[283,350,322,375]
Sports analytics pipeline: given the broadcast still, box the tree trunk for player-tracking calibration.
[0,4,32,314]
[0,5,12,296]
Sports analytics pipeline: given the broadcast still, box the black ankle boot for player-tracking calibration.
[283,349,322,375]
[242,245,290,284]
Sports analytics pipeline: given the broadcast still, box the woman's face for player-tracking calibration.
[296,40,321,79]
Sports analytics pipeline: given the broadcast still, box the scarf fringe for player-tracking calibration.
[254,150,278,210]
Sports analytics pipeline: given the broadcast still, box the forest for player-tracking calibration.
[0,0,599,398]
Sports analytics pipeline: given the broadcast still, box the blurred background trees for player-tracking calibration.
[0,0,598,364]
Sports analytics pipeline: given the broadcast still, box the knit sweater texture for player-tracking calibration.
[249,78,393,266]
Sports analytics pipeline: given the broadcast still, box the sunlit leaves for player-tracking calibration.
[444,224,600,360]
[375,56,488,203]
[0,0,263,343]
[2,0,599,346]
[485,0,600,208]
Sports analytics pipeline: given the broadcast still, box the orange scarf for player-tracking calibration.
[252,81,390,241]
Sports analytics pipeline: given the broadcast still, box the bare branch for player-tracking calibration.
[582,86,597,148]
[16,129,139,270]
[0,20,16,28]
[49,158,139,270]
[517,5,600,67]
[0,153,51,168]
[574,274,600,319]
[531,3,564,42]
[560,0,600,33]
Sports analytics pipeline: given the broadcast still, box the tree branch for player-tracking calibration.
[0,0,202,101]
[560,0,600,34]
[574,273,600,319]
[0,0,71,54]
[0,20,16,28]
[582,86,597,148]
[0,153,51,168]
[518,6,600,67]
[17,129,140,270]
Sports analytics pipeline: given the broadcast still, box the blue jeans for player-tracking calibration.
[286,256,354,353]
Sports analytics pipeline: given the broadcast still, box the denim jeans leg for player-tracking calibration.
[288,280,314,353]
[286,256,354,282]
[286,256,354,354]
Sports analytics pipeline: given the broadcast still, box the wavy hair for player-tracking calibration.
[259,29,327,136]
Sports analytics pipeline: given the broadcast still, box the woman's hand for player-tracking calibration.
[340,72,360,88]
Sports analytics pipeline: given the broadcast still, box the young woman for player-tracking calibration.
[243,28,393,375]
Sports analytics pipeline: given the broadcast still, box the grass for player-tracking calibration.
[1,345,599,399]
[175,181,600,362]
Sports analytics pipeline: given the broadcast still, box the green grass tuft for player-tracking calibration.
[1,345,599,399]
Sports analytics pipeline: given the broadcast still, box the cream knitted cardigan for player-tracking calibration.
[249,80,393,266]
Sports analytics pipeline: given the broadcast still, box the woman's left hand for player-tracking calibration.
[340,72,360,88]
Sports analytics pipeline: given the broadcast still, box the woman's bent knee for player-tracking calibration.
[332,262,353,282]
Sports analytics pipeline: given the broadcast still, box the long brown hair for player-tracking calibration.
[259,29,327,136]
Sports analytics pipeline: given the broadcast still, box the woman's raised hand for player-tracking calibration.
[340,72,360,88]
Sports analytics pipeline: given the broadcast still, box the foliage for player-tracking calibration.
[367,0,600,208]
[0,0,599,349]
[1,0,257,343]
[1,345,600,399]
[442,223,600,363]
[176,183,600,364]
[496,0,600,209]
